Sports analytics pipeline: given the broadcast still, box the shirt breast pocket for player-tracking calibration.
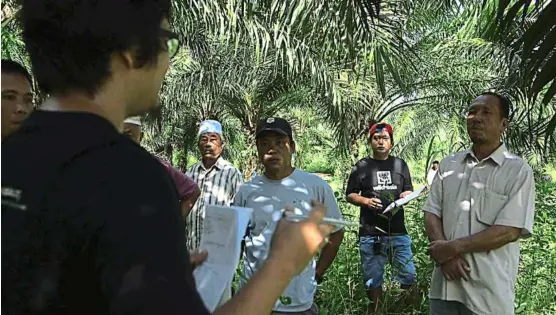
[477,188,509,226]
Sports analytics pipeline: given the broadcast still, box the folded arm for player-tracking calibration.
[453,164,535,254]
[453,225,520,254]
[428,163,535,263]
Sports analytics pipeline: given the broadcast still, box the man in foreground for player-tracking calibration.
[1,1,333,314]
[345,122,415,312]
[423,92,535,315]
[122,116,201,218]
[1,59,34,140]
[235,117,345,315]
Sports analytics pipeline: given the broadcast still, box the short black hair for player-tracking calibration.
[479,91,511,119]
[432,160,439,164]
[20,0,171,96]
[1,59,32,86]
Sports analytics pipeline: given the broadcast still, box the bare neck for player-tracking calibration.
[265,166,294,180]
[202,157,218,169]
[372,152,389,160]
[472,141,502,161]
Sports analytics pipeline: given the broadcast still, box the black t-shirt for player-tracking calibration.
[1,111,210,315]
[345,156,413,236]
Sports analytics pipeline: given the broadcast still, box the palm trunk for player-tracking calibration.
[243,150,259,180]
[241,130,258,180]
[240,113,260,180]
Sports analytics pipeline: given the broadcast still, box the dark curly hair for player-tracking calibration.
[1,59,32,86]
[20,0,171,97]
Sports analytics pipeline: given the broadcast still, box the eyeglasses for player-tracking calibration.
[160,29,180,58]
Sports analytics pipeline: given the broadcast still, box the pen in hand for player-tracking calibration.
[282,211,361,228]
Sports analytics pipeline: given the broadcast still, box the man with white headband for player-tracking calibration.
[186,120,243,249]
[186,119,243,305]
[122,116,201,218]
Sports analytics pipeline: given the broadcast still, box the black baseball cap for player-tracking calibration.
[255,117,293,139]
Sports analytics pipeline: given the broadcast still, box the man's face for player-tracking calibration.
[370,130,392,155]
[123,123,142,144]
[432,162,439,170]
[466,95,507,145]
[126,19,171,117]
[1,73,33,139]
[198,132,223,160]
[256,132,294,173]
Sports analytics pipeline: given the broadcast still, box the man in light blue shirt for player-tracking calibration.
[234,117,344,314]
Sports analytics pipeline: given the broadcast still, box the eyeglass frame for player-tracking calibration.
[160,29,180,58]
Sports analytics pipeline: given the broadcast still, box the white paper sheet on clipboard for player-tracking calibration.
[193,205,253,312]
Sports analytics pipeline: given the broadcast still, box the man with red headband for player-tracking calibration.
[345,122,415,312]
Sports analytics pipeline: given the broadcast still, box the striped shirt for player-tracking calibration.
[186,157,243,249]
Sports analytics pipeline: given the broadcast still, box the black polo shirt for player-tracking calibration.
[345,156,413,236]
[1,111,210,315]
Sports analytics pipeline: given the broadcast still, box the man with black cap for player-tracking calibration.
[345,122,415,312]
[234,117,345,315]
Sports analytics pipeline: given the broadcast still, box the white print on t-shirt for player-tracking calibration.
[373,171,398,191]
[1,186,27,211]
[377,171,392,185]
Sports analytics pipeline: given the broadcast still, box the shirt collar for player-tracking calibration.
[463,143,507,166]
[200,156,227,171]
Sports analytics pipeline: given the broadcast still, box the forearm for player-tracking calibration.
[180,201,192,218]
[214,257,292,315]
[346,193,367,208]
[181,190,200,218]
[424,212,446,242]
[453,225,521,254]
[315,230,344,277]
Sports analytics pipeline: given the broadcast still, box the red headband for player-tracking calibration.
[369,123,393,137]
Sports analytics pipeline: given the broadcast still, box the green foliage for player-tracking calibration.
[2,0,555,313]
[167,0,556,167]
[514,181,556,314]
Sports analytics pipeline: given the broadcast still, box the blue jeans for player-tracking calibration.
[359,235,416,289]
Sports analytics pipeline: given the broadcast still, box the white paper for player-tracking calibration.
[382,186,428,213]
[193,205,253,312]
